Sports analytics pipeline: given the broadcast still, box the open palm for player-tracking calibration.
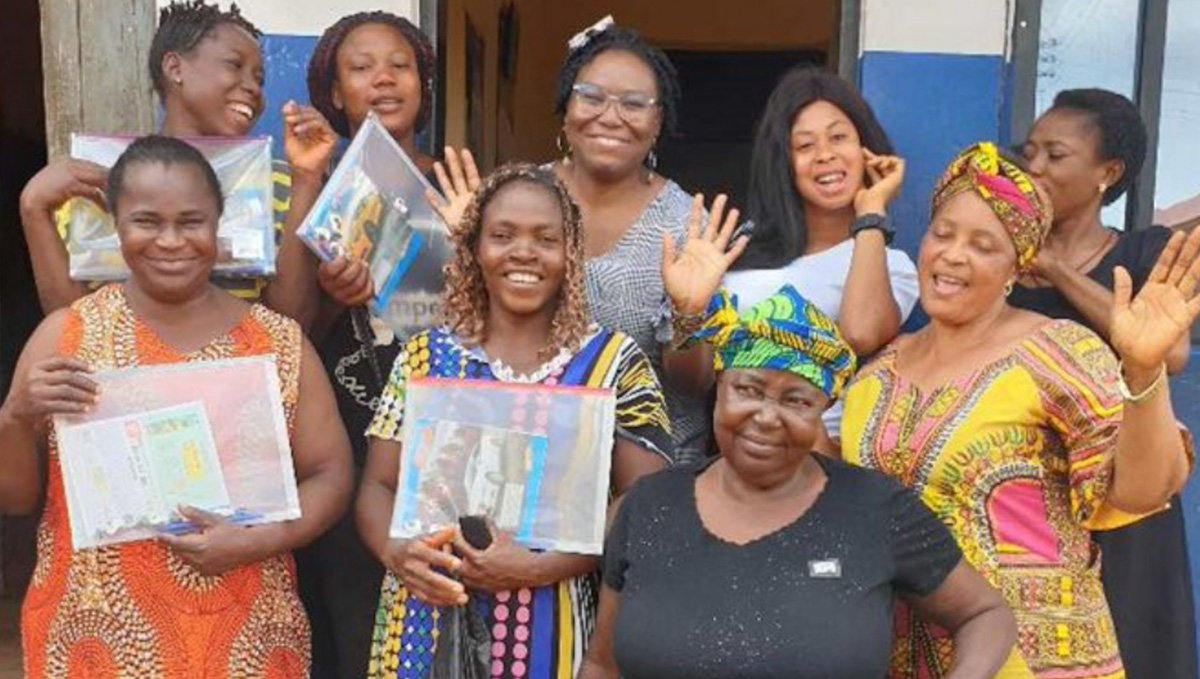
[1111,228,1200,371]
[663,194,749,315]
[427,147,481,230]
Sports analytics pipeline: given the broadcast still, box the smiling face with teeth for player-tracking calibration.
[919,191,1020,325]
[563,50,662,182]
[789,100,867,215]
[162,23,264,137]
[475,181,569,324]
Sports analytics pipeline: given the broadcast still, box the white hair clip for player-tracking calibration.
[567,15,615,52]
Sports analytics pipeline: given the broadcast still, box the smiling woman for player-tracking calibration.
[842,142,1200,679]
[356,164,672,679]
[21,0,274,316]
[1,136,353,678]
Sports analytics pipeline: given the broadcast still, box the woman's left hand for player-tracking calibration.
[662,193,749,315]
[159,507,262,577]
[454,527,542,593]
[1111,227,1200,376]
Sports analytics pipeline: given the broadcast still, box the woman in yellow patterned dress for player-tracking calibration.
[840,143,1198,679]
[0,136,352,677]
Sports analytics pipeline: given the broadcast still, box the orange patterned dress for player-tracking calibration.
[21,284,311,678]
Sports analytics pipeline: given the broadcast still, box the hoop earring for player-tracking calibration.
[556,130,572,161]
[1004,280,1015,296]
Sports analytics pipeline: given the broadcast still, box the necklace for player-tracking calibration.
[1071,229,1116,273]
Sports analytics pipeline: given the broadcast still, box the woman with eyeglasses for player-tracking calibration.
[546,19,722,464]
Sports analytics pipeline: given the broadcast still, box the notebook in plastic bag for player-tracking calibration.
[295,113,451,337]
[390,378,617,555]
[53,356,299,549]
[66,134,275,281]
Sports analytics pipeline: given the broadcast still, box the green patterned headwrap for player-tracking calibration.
[686,285,858,400]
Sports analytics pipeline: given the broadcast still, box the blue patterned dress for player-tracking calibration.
[365,326,672,679]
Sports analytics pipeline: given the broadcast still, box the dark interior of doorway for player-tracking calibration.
[657,49,825,209]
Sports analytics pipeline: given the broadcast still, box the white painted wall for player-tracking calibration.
[156,0,420,36]
[860,0,1012,56]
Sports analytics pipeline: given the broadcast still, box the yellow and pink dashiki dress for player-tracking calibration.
[843,319,1188,679]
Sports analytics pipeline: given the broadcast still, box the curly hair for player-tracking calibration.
[442,164,591,358]
[307,12,436,138]
[554,23,681,137]
[1048,88,1146,206]
[150,1,262,99]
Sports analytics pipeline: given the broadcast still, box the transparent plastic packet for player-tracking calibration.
[390,378,617,555]
[66,134,275,281]
[296,112,451,338]
[52,356,300,549]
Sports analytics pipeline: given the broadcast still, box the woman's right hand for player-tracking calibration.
[854,149,905,217]
[427,147,481,230]
[9,357,98,427]
[381,528,468,607]
[318,256,375,307]
[282,101,338,181]
[19,159,109,217]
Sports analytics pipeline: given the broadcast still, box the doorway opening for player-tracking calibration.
[437,0,843,206]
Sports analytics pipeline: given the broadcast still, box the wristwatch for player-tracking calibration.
[851,213,894,245]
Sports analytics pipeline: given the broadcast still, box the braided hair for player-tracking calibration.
[307,12,436,138]
[149,1,261,99]
[1048,88,1147,206]
[554,24,681,137]
[443,164,591,357]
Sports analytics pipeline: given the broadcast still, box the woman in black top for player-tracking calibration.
[580,286,1016,679]
[1013,88,1197,679]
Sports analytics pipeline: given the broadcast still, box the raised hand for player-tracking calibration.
[1111,228,1200,377]
[20,159,109,216]
[853,149,905,217]
[662,194,749,315]
[282,101,338,179]
[427,147,481,230]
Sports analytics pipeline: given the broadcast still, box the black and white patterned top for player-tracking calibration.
[583,180,708,464]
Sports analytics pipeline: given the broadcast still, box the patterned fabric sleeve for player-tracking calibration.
[612,336,675,461]
[1027,320,1125,528]
[366,330,433,441]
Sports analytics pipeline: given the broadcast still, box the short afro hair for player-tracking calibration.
[307,12,436,138]
[1050,88,1147,206]
[554,24,681,137]
[108,135,224,218]
[149,1,262,99]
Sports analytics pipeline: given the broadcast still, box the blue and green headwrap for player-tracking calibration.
[687,285,858,401]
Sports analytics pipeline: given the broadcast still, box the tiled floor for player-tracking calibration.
[0,594,20,678]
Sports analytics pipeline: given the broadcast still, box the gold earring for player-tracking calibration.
[174,77,183,86]
[1004,280,1015,296]
[556,130,571,161]
[1099,182,1108,195]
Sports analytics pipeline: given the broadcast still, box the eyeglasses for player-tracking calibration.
[570,83,659,124]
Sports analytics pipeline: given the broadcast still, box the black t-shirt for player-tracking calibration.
[604,455,962,679]
[1009,226,1171,324]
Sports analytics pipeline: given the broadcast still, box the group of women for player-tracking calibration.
[0,2,1197,678]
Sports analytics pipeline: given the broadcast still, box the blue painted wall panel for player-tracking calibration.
[859,51,1006,262]
[250,34,319,158]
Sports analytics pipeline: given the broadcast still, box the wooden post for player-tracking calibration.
[39,0,156,159]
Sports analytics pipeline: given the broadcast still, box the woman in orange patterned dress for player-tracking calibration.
[0,136,353,678]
